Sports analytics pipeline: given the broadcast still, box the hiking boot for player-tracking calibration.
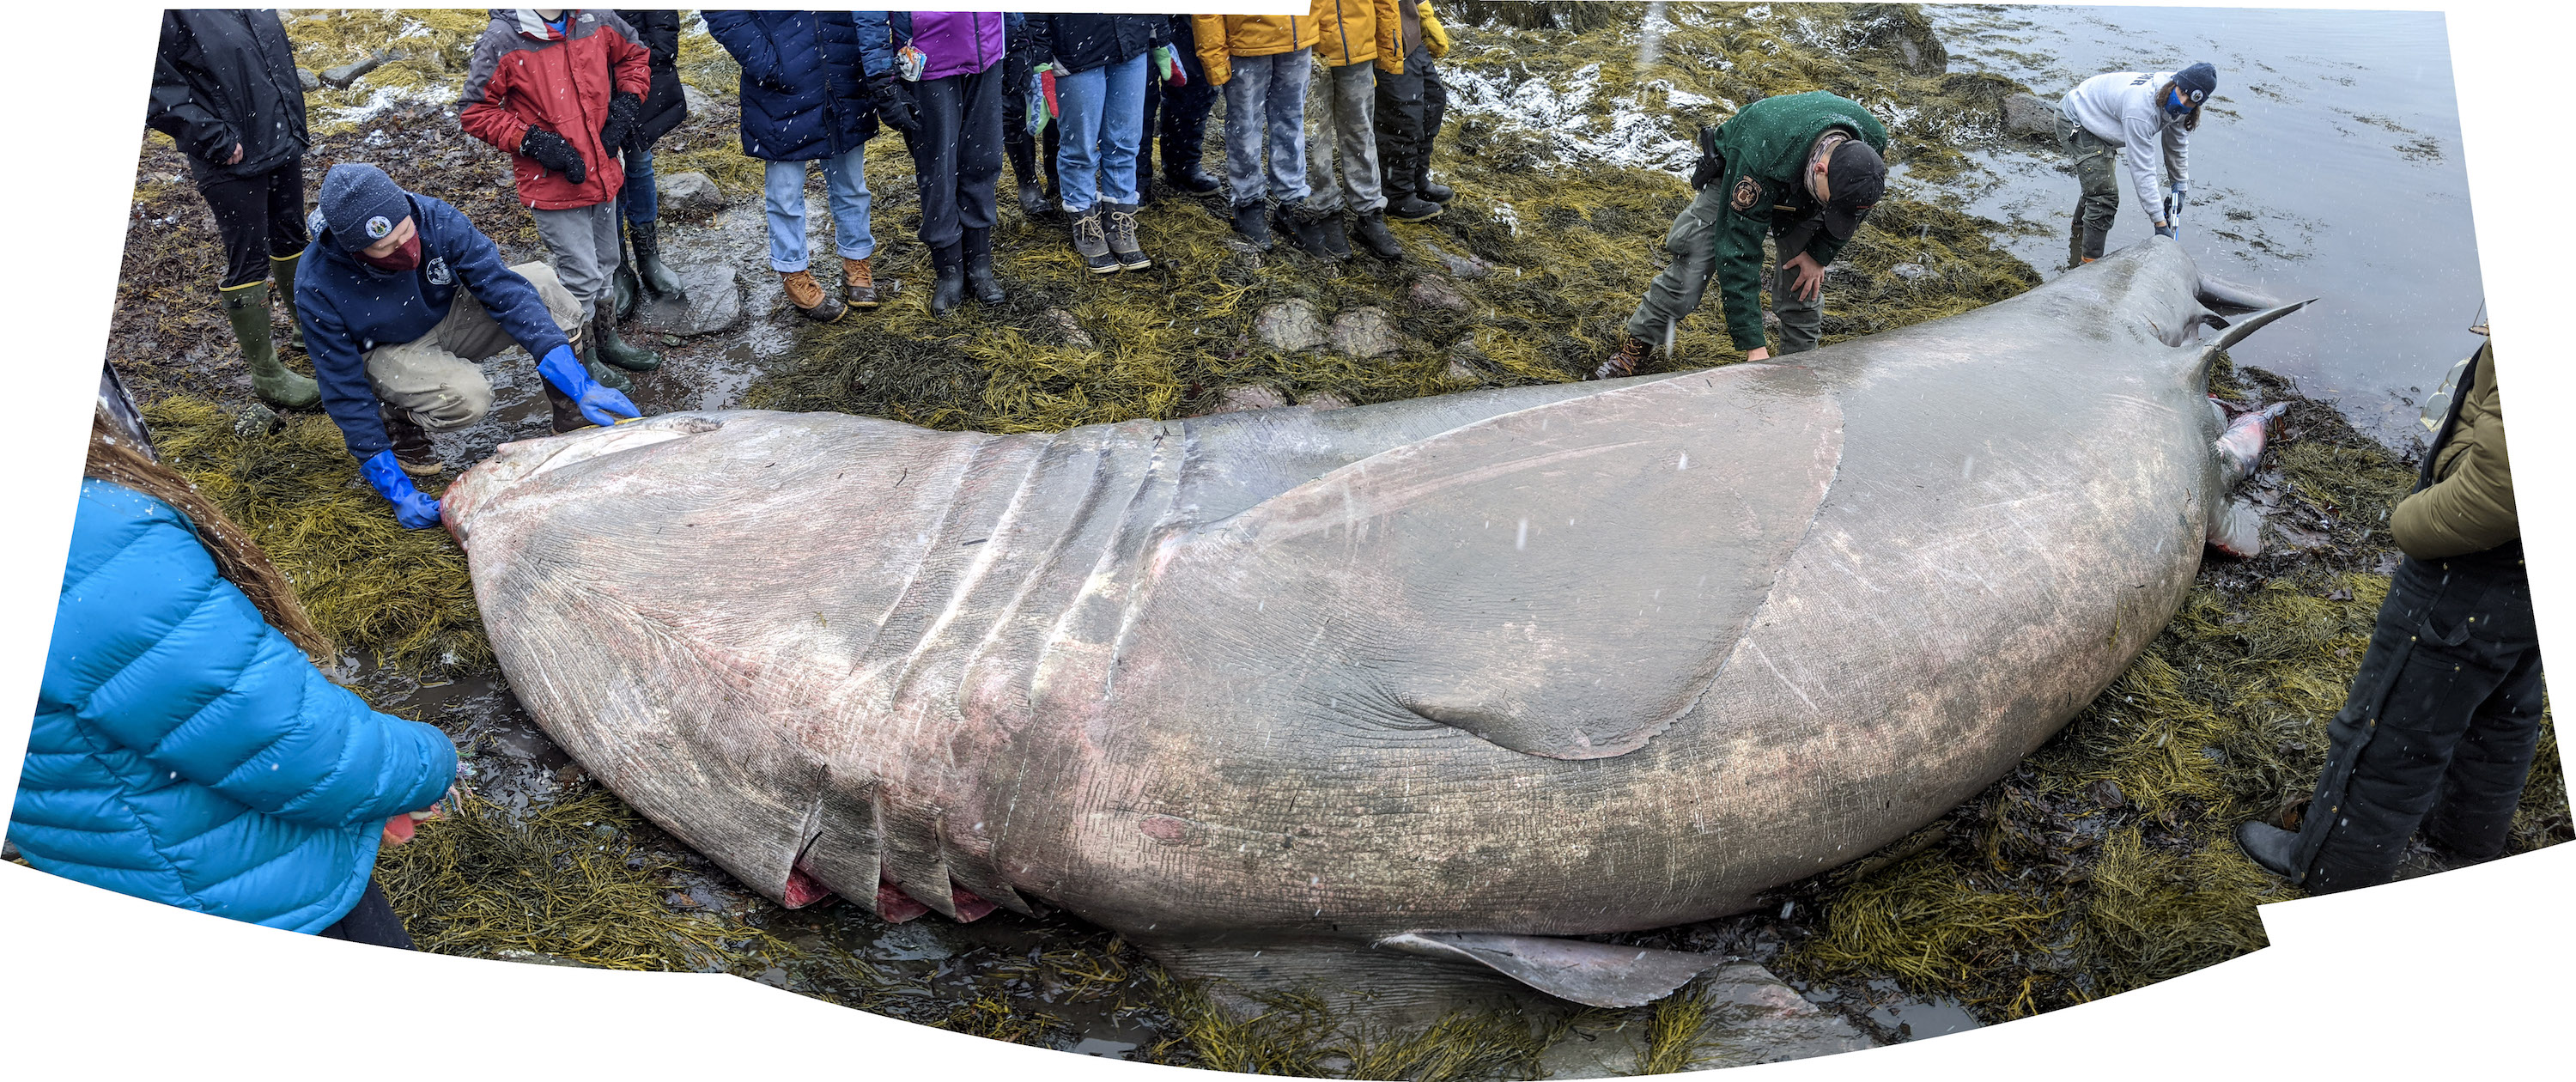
[963,227,1005,305]
[593,311,662,373]
[221,281,319,409]
[1166,155,1221,196]
[1352,209,1404,259]
[2236,822,2306,883]
[1277,201,1334,258]
[1315,212,1354,260]
[1589,334,1651,381]
[928,242,966,315]
[780,269,846,323]
[1418,170,1455,204]
[1231,200,1273,251]
[1069,205,1120,274]
[379,404,445,474]
[1386,192,1444,223]
[1104,202,1151,270]
[542,381,590,435]
[843,256,896,309]
[630,219,688,302]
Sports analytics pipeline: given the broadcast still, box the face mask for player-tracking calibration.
[359,231,422,272]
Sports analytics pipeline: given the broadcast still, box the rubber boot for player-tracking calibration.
[928,242,966,315]
[1589,334,1650,380]
[542,381,589,435]
[630,219,688,302]
[963,228,1005,305]
[1104,202,1151,270]
[378,404,445,474]
[1417,164,1454,204]
[1070,206,1119,274]
[1011,135,1049,219]
[1352,209,1404,259]
[573,327,635,393]
[1231,200,1273,251]
[780,269,847,323]
[268,252,306,351]
[222,281,319,409]
[593,310,662,372]
[2235,822,2307,883]
[843,256,896,310]
[611,230,641,321]
[1166,138,1221,195]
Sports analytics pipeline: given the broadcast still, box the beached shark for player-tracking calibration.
[440,238,2302,1013]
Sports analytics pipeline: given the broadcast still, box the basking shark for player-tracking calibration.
[442,239,2302,1012]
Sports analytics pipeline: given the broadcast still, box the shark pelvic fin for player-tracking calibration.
[1374,932,1724,1008]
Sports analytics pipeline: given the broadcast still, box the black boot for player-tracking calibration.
[929,241,966,315]
[1277,201,1331,258]
[1417,167,1455,204]
[1386,191,1444,223]
[1315,209,1353,260]
[379,404,445,474]
[1165,140,1221,195]
[1008,131,1048,218]
[630,219,688,302]
[542,382,589,435]
[592,311,662,372]
[611,252,641,321]
[1232,200,1273,250]
[1352,209,1404,259]
[2235,822,2307,882]
[963,228,1005,305]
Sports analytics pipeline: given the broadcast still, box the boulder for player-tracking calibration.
[1299,392,1354,411]
[1418,240,1496,280]
[659,171,726,216]
[320,50,398,90]
[2002,92,2058,140]
[1409,275,1470,312]
[682,82,714,119]
[1327,307,1397,358]
[631,264,743,337]
[297,68,320,92]
[1253,300,1327,352]
[1202,385,1291,415]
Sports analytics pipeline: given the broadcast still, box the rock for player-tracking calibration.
[1419,240,1496,280]
[1762,310,1783,338]
[297,68,320,92]
[1327,307,1396,358]
[682,82,714,118]
[2002,92,2058,139]
[1300,392,1354,411]
[1040,308,1094,349]
[490,950,591,968]
[1443,358,1483,384]
[1202,386,1291,415]
[1253,300,1327,352]
[1890,262,1930,282]
[1409,276,1469,312]
[320,50,397,90]
[1851,3,1948,75]
[658,171,726,216]
[632,264,743,337]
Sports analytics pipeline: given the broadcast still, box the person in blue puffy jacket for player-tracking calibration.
[9,405,460,945]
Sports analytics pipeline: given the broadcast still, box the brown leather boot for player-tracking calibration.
[1589,334,1651,380]
[842,256,900,310]
[543,382,588,435]
[377,404,446,475]
[780,269,846,323]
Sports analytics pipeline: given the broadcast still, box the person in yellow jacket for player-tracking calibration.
[1302,0,1406,259]
[2238,337,2544,895]
[1195,14,1325,253]
[1374,3,1452,223]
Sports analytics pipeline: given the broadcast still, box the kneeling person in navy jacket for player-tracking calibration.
[294,162,640,529]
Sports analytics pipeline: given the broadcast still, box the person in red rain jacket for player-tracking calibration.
[459,9,661,376]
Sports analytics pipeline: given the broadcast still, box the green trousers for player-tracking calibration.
[2060,114,2120,264]
[1623,183,1822,355]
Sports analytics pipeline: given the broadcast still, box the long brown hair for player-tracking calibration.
[82,409,337,664]
[2158,78,2203,131]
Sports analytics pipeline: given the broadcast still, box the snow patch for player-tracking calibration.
[1443,62,1704,174]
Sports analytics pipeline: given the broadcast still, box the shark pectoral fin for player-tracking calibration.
[1374,932,1724,1008]
[2208,497,2263,557]
[2196,273,2285,314]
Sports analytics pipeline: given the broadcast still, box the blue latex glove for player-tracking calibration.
[536,343,641,428]
[360,449,442,529]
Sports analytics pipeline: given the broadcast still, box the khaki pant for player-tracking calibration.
[365,262,583,431]
[1622,185,1823,356]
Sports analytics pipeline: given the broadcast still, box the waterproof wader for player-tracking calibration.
[2060,112,2119,264]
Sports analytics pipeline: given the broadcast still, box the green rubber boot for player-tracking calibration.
[268,252,306,352]
[593,310,662,372]
[222,281,319,409]
[574,326,635,392]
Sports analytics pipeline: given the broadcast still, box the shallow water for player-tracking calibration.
[1930,3,2488,447]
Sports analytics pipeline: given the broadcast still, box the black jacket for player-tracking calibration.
[1024,13,1168,74]
[614,9,688,146]
[148,9,309,186]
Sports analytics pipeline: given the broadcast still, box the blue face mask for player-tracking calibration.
[2164,88,2194,119]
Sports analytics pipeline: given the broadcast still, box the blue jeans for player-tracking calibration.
[1053,52,1148,212]
[617,143,657,226]
[762,147,874,272]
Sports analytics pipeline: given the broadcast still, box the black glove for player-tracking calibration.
[1689,125,1723,191]
[871,75,920,136]
[599,91,641,155]
[520,125,586,185]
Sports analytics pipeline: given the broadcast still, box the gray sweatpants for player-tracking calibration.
[1222,48,1312,206]
[531,200,622,319]
[1303,58,1382,215]
[365,261,585,431]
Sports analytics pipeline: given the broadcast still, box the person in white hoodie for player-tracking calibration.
[2058,62,2216,266]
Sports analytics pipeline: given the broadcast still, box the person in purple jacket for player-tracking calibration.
[857,11,1013,314]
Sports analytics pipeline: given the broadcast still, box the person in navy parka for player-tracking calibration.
[9,405,459,945]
